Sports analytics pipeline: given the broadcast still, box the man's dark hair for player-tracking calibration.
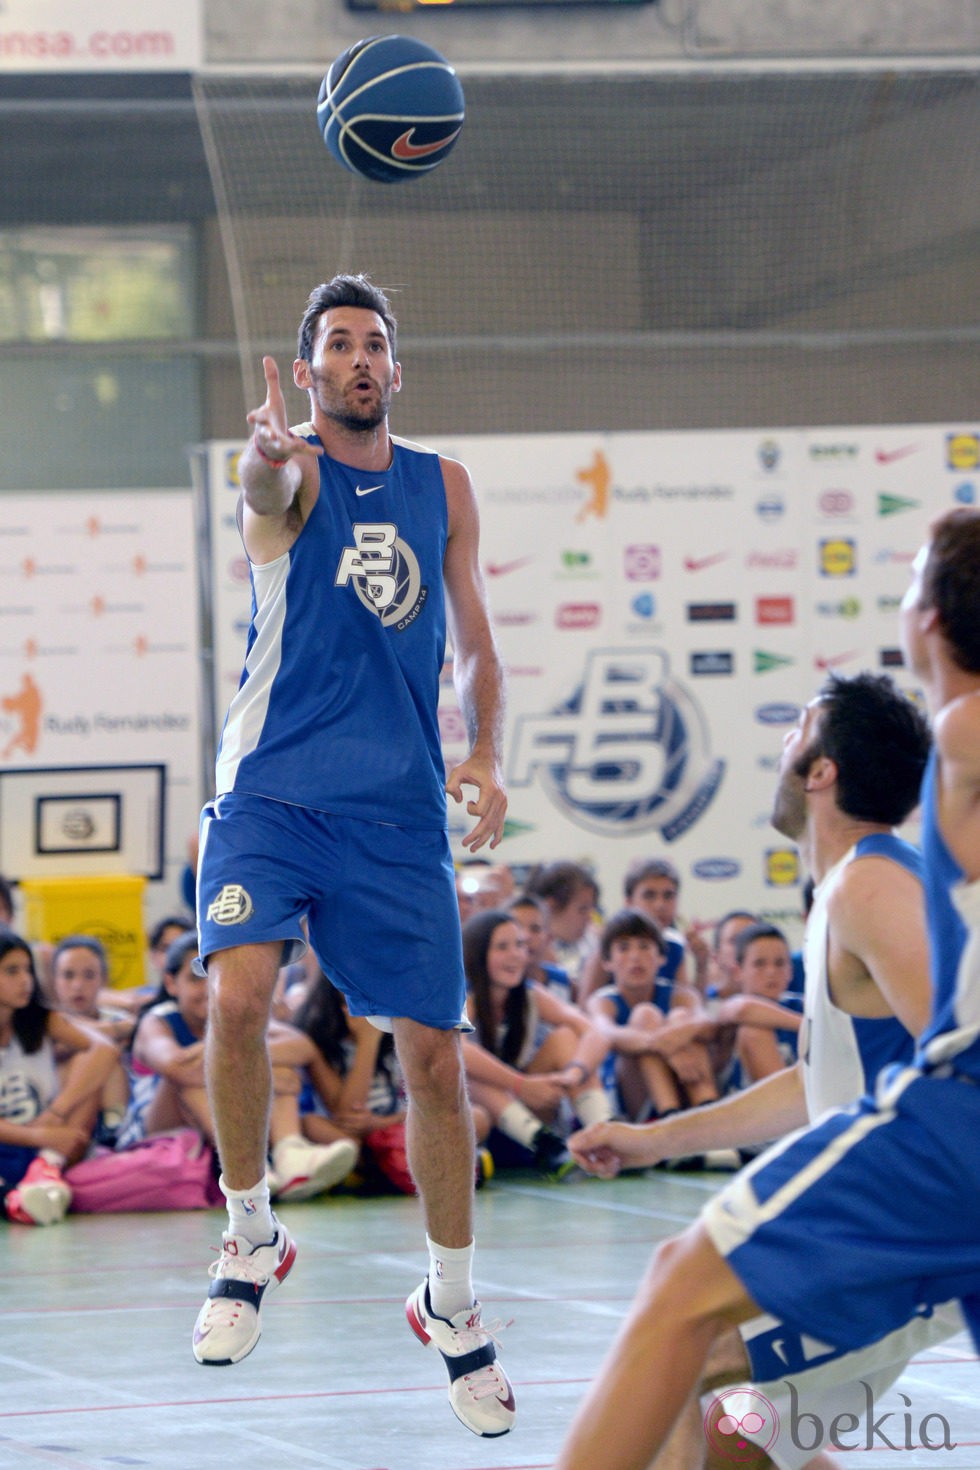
[297,273,398,362]
[797,672,931,827]
[919,508,980,673]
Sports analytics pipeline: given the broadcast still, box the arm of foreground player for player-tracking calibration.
[568,1061,809,1177]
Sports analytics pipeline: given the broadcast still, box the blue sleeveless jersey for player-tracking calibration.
[215,434,449,829]
[917,748,980,1077]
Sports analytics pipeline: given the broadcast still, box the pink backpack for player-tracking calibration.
[65,1130,223,1213]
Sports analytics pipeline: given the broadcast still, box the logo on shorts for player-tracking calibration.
[704,1387,780,1462]
[206,884,254,925]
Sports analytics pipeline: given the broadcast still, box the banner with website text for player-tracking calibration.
[0,490,201,926]
[0,0,201,72]
[206,425,978,945]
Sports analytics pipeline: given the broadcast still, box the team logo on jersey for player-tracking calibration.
[508,647,724,839]
[335,522,427,630]
[207,884,254,925]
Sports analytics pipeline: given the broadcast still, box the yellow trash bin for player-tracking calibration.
[21,874,147,990]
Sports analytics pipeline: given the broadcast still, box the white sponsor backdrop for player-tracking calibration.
[206,426,979,945]
[0,0,201,72]
[0,491,202,925]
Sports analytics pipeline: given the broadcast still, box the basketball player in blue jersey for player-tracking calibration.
[557,533,980,1470]
[191,274,515,1438]
[569,671,940,1468]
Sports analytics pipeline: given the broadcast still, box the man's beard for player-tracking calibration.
[317,380,391,433]
[771,773,805,840]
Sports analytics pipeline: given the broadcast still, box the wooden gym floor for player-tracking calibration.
[2,1166,977,1470]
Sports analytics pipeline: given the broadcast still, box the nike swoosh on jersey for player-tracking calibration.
[355,483,384,497]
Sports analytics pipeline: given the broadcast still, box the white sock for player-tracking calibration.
[39,1148,67,1170]
[220,1173,276,1247]
[427,1234,475,1321]
[497,1099,543,1149]
[574,1087,613,1126]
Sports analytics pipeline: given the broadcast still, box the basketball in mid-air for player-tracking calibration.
[317,35,465,185]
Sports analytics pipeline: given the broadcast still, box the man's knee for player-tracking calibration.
[639,1226,753,1335]
[207,955,277,1041]
[396,1022,465,1107]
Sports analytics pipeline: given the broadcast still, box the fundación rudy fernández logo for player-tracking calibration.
[507,647,724,839]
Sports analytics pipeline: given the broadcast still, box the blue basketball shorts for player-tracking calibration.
[196,791,468,1031]
[703,1065,980,1355]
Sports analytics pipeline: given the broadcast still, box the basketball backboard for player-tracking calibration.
[0,764,165,880]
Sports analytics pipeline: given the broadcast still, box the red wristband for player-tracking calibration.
[254,438,288,469]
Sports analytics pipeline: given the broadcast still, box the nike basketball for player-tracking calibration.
[317,35,465,184]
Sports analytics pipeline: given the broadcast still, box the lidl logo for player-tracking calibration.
[819,539,856,577]
[766,848,800,887]
[878,493,920,517]
[946,433,979,471]
[225,448,243,488]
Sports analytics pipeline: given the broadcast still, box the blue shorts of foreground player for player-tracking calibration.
[703,1065,980,1355]
[197,791,468,1031]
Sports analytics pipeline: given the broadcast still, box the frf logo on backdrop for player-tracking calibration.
[508,647,725,838]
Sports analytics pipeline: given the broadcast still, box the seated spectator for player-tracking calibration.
[0,927,118,1226]
[579,857,698,1006]
[525,861,601,998]
[98,912,196,1018]
[119,933,356,1202]
[586,910,691,1121]
[0,873,14,925]
[292,971,491,1193]
[725,921,803,1087]
[702,908,760,999]
[508,892,574,1002]
[460,909,610,1176]
[49,934,133,1145]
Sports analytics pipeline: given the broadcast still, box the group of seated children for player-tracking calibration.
[0,854,805,1224]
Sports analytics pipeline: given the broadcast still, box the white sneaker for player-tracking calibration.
[6,1158,72,1226]
[192,1221,297,1365]
[406,1281,516,1437]
[270,1136,358,1202]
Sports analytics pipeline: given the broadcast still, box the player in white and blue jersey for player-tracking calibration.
[559,565,980,1470]
[191,275,515,1438]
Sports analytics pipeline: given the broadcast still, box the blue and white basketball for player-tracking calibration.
[317,35,465,185]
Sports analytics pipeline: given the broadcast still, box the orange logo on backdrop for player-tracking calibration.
[575,449,611,523]
[2,672,43,758]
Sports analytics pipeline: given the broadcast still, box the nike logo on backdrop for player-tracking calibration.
[684,552,730,572]
[485,556,534,577]
[355,483,384,497]
[874,444,918,465]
